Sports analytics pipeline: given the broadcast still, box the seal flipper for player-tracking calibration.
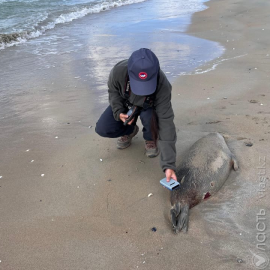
[231,154,239,171]
[171,203,190,233]
[176,204,190,233]
[170,202,181,232]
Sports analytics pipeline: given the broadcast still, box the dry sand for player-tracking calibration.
[0,0,270,269]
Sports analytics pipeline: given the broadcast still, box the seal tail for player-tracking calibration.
[170,202,190,233]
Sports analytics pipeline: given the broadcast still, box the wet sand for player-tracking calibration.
[0,0,270,269]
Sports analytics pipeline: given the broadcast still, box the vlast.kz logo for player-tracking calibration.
[250,250,269,269]
[139,72,147,80]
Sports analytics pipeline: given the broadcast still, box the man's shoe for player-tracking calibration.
[145,140,159,158]
[117,125,139,149]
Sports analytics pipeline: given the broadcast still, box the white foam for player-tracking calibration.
[179,54,248,76]
[0,0,147,50]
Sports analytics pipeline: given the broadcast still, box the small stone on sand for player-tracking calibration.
[31,160,34,163]
[0,176,2,179]
[245,142,253,147]
[100,159,103,162]
[41,174,45,177]
[26,149,30,152]
[55,136,58,139]
[148,193,153,197]
[207,97,210,99]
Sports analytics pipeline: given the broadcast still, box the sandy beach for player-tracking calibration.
[0,0,269,269]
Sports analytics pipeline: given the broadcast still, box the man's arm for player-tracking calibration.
[108,69,126,121]
[154,73,177,176]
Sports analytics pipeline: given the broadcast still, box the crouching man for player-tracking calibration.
[95,48,177,181]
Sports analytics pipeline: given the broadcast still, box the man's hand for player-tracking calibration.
[165,169,177,182]
[119,113,135,125]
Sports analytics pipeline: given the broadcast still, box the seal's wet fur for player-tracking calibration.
[170,133,238,233]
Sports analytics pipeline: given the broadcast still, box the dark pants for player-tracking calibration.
[95,106,153,141]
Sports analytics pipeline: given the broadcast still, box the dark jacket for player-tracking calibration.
[108,59,176,172]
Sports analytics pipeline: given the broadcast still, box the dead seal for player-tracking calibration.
[170,132,238,233]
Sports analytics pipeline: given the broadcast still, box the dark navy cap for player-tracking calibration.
[128,48,160,96]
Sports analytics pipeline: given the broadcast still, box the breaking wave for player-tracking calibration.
[0,0,146,50]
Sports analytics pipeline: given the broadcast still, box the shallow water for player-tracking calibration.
[0,0,224,162]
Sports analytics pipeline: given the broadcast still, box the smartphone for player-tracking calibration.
[160,178,180,190]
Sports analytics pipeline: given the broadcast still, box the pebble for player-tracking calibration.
[100,159,103,162]
[245,142,253,147]
[207,97,210,100]
[55,136,58,139]
[151,227,157,232]
[148,193,153,197]
[260,103,263,106]
[237,258,243,263]
[41,174,45,177]
[77,186,80,188]
[89,126,92,128]
[31,160,34,163]
[26,149,30,152]
[223,97,227,99]
[0,176,2,179]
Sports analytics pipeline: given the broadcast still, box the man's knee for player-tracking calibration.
[140,108,153,124]
[95,120,108,137]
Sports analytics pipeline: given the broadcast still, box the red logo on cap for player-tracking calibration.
[139,72,147,80]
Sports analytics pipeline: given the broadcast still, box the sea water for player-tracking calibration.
[0,0,147,49]
[0,0,224,137]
